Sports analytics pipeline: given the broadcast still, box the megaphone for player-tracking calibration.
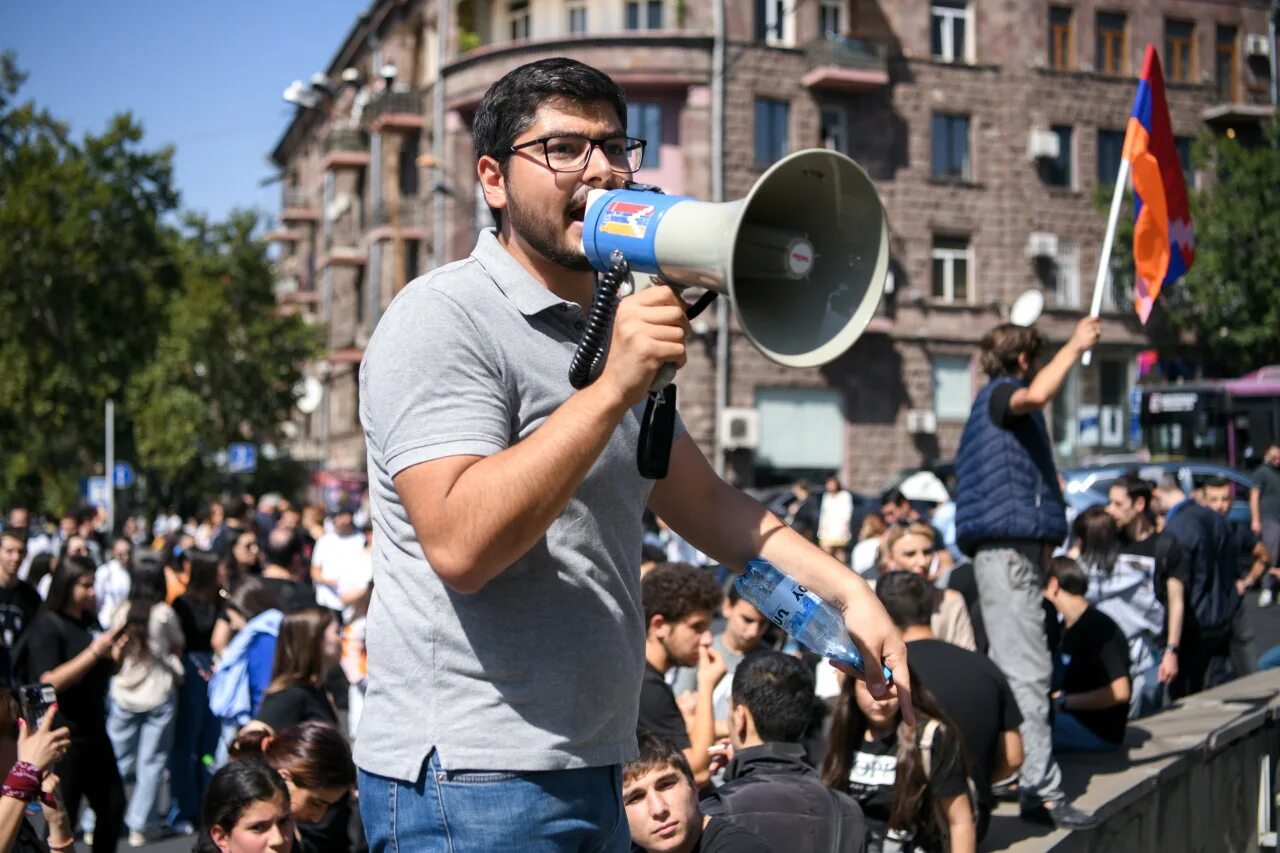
[580,148,889,368]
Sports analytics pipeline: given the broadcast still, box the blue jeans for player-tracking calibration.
[107,694,177,833]
[359,750,630,852]
[168,652,221,827]
[1052,710,1120,754]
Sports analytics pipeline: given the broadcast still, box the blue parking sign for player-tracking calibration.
[113,462,135,489]
[228,443,257,474]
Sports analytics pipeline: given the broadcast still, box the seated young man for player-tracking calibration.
[1044,557,1131,752]
[700,651,866,853]
[876,571,1022,840]
[624,733,769,853]
[638,563,726,787]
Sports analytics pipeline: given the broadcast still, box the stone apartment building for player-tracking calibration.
[268,0,1276,493]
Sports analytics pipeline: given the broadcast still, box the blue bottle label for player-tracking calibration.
[758,576,818,633]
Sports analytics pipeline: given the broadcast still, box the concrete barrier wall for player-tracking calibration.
[987,670,1280,852]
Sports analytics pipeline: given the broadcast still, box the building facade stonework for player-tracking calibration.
[270,0,1275,493]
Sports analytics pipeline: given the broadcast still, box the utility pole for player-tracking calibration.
[105,399,115,537]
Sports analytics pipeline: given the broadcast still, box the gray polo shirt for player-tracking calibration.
[357,229,680,780]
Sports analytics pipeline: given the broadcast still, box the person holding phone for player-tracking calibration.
[13,556,127,853]
[0,698,74,852]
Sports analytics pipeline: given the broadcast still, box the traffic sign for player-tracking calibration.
[228,443,257,474]
[113,461,135,489]
[85,476,110,508]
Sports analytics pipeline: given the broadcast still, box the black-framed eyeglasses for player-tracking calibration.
[508,134,646,174]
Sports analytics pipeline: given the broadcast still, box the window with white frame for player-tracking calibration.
[508,0,530,39]
[931,1,970,62]
[1037,239,1079,308]
[755,387,845,472]
[820,104,847,154]
[932,355,973,420]
[756,0,795,46]
[568,3,588,34]
[931,113,971,180]
[625,0,664,31]
[931,235,972,303]
[819,0,844,38]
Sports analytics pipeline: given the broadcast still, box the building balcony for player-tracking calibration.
[371,197,428,229]
[325,127,369,153]
[1202,84,1275,129]
[364,89,425,132]
[280,189,320,223]
[802,36,890,93]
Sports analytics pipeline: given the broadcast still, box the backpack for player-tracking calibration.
[919,719,980,841]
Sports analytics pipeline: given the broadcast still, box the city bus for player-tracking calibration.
[1138,365,1280,469]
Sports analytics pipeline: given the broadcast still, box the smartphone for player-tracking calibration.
[17,683,56,730]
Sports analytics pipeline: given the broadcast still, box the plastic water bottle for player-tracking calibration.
[736,557,893,682]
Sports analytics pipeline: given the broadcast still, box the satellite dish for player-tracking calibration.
[296,377,324,414]
[1009,289,1044,327]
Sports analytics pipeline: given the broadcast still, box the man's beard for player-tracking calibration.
[506,184,594,272]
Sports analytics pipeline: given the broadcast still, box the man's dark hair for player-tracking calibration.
[1202,475,1231,490]
[0,528,23,547]
[641,563,722,628]
[624,731,693,786]
[227,498,252,522]
[1113,473,1154,511]
[1048,556,1088,596]
[980,323,1046,378]
[263,527,302,569]
[471,58,628,224]
[730,651,815,743]
[874,571,933,630]
[880,489,909,508]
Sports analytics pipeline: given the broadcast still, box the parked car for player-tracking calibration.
[1060,461,1252,525]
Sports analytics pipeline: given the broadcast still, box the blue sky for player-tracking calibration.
[5,1,362,222]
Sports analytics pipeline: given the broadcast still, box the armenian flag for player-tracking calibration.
[1123,45,1195,324]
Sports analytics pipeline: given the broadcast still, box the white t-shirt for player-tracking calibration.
[818,490,854,545]
[95,559,132,628]
[311,530,366,590]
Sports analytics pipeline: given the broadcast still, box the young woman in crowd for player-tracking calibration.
[35,537,89,599]
[208,579,284,754]
[229,723,356,853]
[255,608,342,733]
[106,558,185,846]
[169,549,226,833]
[0,698,74,852]
[822,670,976,853]
[14,556,127,853]
[226,531,263,589]
[852,512,888,578]
[24,554,54,601]
[196,760,294,853]
[880,523,976,651]
[1072,506,1174,718]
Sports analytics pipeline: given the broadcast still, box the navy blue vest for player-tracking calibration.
[954,377,1068,555]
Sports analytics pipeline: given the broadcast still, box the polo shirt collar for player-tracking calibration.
[471,228,569,317]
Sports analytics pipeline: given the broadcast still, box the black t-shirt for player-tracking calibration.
[1121,532,1189,607]
[256,683,338,732]
[1059,607,1130,744]
[1225,520,1259,577]
[944,562,987,654]
[637,663,690,749]
[16,611,113,740]
[172,594,218,654]
[261,576,318,614]
[0,581,42,651]
[907,639,1021,815]
[988,383,1020,428]
[695,817,772,852]
[846,726,967,847]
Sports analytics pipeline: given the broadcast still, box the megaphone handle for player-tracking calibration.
[637,384,678,480]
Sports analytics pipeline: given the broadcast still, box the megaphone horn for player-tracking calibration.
[581,148,889,368]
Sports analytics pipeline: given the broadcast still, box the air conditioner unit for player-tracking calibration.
[1025,232,1059,258]
[1244,34,1271,59]
[1027,128,1060,161]
[906,409,937,435]
[719,408,759,450]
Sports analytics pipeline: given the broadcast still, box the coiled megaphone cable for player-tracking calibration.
[568,251,629,390]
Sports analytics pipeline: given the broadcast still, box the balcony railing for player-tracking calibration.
[371,198,428,229]
[364,89,424,125]
[803,35,890,91]
[282,189,316,210]
[325,128,369,153]
[325,220,364,251]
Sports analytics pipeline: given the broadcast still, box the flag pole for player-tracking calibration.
[1082,157,1131,367]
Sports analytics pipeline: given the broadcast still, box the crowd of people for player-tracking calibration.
[0,496,369,852]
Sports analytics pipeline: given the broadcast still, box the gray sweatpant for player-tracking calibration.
[974,544,1064,805]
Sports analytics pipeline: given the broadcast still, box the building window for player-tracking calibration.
[508,0,530,39]
[1174,135,1194,190]
[754,387,844,474]
[627,102,662,169]
[1216,25,1239,102]
[1035,239,1080,308]
[754,98,790,167]
[1040,124,1073,187]
[820,105,847,154]
[398,131,420,197]
[931,113,971,180]
[931,235,972,303]
[819,0,844,38]
[1096,11,1127,75]
[626,0,663,31]
[405,238,420,284]
[931,1,970,63]
[568,3,588,34]
[1049,6,1074,70]
[932,355,973,420]
[1097,128,1125,186]
[1165,19,1195,83]
[755,0,794,45]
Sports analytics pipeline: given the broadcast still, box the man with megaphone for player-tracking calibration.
[355,57,907,851]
